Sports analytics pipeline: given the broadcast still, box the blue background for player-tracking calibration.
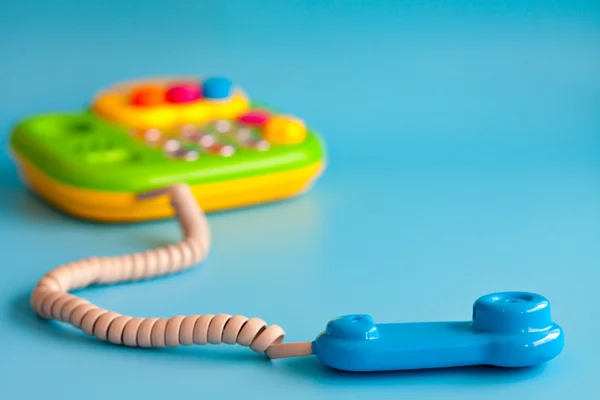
[1,1,599,399]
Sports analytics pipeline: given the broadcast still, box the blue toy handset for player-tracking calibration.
[313,292,564,371]
[28,186,564,373]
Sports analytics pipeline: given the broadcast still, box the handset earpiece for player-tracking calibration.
[312,291,564,372]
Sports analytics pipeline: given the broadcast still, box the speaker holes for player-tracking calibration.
[70,121,94,134]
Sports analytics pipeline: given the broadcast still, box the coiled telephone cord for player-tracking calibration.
[30,184,313,360]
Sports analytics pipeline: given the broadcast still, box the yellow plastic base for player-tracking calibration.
[15,155,324,223]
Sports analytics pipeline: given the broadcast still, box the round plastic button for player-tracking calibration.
[130,85,165,107]
[263,115,307,144]
[238,110,270,126]
[165,83,201,104]
[202,77,233,99]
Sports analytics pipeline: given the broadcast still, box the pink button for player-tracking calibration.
[238,110,270,126]
[165,83,202,103]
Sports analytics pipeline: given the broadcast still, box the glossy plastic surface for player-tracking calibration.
[2,1,596,398]
[8,77,326,221]
[10,112,324,192]
[313,292,564,372]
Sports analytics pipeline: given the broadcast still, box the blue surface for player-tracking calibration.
[314,292,564,371]
[1,1,599,399]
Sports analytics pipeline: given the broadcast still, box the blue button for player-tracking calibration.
[202,77,233,99]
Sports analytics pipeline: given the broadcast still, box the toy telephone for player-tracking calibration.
[11,76,564,372]
[10,76,325,222]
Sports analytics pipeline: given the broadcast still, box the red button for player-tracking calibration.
[130,85,165,106]
[238,110,270,126]
[165,83,202,104]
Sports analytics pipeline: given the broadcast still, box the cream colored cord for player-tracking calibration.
[30,184,313,360]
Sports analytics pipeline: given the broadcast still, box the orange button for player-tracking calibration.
[130,85,166,107]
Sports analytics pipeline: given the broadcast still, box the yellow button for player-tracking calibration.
[263,115,307,145]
